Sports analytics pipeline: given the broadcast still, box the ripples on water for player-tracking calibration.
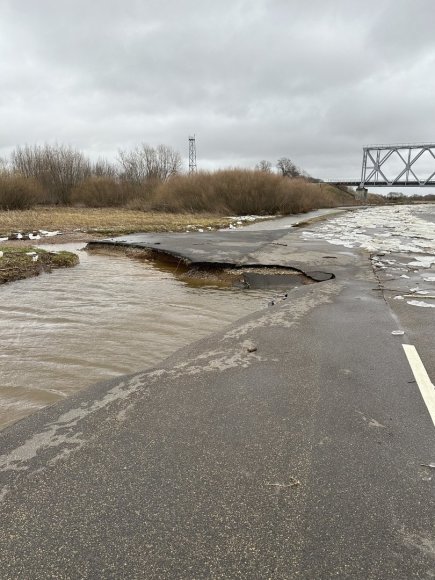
[0,243,276,429]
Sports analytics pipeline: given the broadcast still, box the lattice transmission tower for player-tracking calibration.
[188,135,197,173]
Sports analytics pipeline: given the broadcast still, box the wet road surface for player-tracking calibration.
[0,205,434,578]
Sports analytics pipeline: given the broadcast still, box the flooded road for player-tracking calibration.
[0,243,276,429]
[3,204,433,431]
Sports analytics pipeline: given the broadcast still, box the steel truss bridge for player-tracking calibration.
[326,143,435,192]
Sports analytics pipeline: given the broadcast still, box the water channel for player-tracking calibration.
[0,242,279,430]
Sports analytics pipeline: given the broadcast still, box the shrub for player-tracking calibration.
[71,175,164,208]
[151,172,223,213]
[151,170,358,215]
[11,144,91,204]
[71,177,125,207]
[0,174,43,210]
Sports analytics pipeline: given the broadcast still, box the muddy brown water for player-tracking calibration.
[0,243,290,430]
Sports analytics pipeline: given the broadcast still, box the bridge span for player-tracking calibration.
[326,143,435,195]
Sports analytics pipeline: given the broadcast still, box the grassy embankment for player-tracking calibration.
[0,246,79,285]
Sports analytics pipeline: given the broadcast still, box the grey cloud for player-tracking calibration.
[1,0,435,188]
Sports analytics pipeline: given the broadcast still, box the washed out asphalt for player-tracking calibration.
[0,209,434,579]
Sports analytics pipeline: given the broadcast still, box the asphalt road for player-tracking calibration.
[1,211,434,579]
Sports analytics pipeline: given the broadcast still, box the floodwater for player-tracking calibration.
[0,243,277,430]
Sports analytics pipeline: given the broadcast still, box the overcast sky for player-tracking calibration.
[1,0,435,189]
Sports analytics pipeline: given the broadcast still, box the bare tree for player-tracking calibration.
[118,144,182,183]
[11,144,91,203]
[0,156,10,174]
[255,160,273,173]
[156,144,182,180]
[91,158,118,178]
[276,157,301,178]
[118,147,147,183]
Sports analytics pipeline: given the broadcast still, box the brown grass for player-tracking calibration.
[0,169,363,238]
[0,164,363,219]
[0,207,236,237]
[70,177,125,207]
[366,193,386,204]
[151,170,359,215]
[70,177,159,208]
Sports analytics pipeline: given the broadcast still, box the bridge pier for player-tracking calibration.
[355,187,368,201]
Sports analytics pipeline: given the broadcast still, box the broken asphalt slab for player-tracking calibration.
[87,227,338,284]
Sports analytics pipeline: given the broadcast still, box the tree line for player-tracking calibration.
[0,142,311,209]
[2,143,182,205]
